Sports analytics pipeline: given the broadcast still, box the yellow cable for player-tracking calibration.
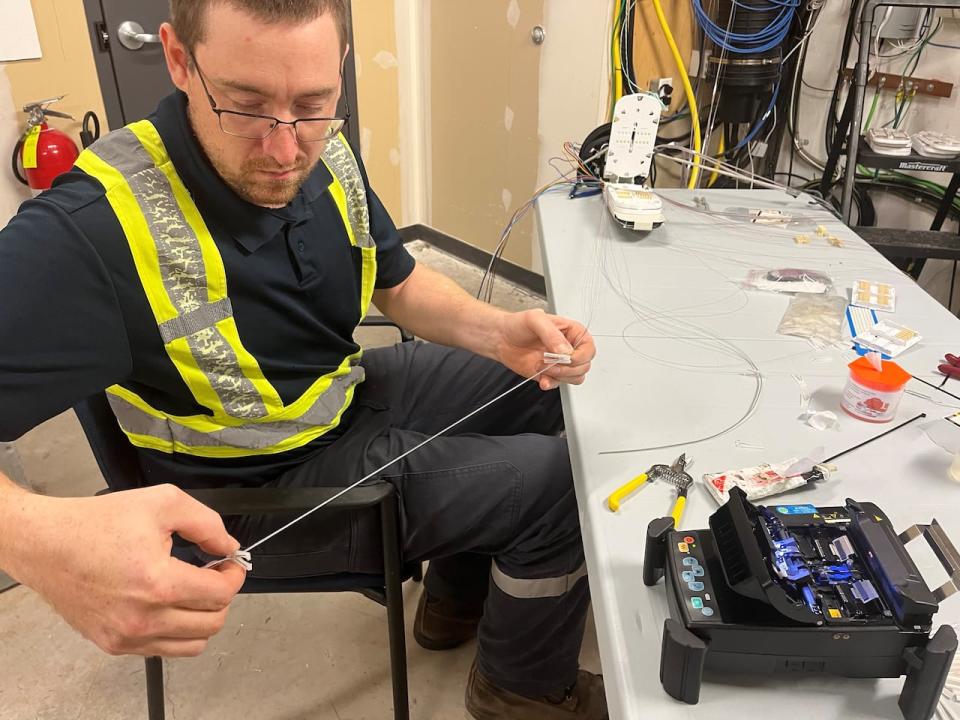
[612,0,624,105]
[708,130,724,187]
[651,0,701,188]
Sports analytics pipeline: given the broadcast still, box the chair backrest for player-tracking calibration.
[74,394,145,491]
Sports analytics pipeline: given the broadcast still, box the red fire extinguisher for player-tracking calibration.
[11,95,89,192]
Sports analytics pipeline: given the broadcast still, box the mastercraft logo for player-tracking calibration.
[899,161,948,172]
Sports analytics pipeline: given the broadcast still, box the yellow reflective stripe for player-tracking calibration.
[92,120,374,456]
[164,335,240,421]
[214,317,284,412]
[162,327,280,423]
[360,246,376,320]
[115,122,280,416]
[75,150,179,324]
[267,351,360,421]
[107,383,360,458]
[127,121,228,303]
[80,132,248,420]
[126,120,166,164]
[108,384,248,432]
[324,169,356,247]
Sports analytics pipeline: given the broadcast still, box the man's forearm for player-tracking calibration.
[0,472,37,580]
[374,263,509,361]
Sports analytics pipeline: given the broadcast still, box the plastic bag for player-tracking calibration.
[704,458,831,505]
[744,268,833,294]
[777,293,847,344]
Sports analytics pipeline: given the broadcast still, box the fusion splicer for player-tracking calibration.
[643,487,960,720]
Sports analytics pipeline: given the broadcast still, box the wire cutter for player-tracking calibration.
[606,454,693,526]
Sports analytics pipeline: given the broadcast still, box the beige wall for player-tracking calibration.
[0,68,32,219]
[1,0,107,222]
[428,0,545,269]
[351,0,404,222]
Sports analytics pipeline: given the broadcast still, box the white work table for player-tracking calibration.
[536,189,960,720]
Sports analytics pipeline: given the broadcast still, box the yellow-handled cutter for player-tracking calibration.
[606,471,651,512]
[606,454,693,527]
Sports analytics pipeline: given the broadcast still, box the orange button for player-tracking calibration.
[678,542,689,553]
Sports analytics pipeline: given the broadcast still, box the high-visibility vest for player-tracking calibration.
[75,119,376,458]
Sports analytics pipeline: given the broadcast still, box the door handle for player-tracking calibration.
[117,20,161,51]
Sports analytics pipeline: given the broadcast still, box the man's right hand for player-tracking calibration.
[0,482,246,657]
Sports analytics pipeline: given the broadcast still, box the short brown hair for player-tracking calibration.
[170,0,349,55]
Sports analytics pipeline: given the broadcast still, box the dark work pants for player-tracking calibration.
[227,341,591,698]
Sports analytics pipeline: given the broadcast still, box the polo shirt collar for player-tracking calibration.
[151,91,333,253]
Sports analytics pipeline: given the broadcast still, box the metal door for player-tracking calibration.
[82,0,359,143]
[84,0,174,126]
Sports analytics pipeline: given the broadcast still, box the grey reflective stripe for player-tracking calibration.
[92,129,207,314]
[90,128,268,421]
[491,561,588,600]
[322,135,373,248]
[159,298,233,343]
[108,366,364,451]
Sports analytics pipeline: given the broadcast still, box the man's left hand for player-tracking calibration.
[496,309,596,391]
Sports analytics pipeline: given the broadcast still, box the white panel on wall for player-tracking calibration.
[0,0,42,62]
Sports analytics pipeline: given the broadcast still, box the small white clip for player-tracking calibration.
[204,550,253,572]
[230,550,253,571]
[543,352,572,365]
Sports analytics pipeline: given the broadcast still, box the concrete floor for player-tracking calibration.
[0,242,602,720]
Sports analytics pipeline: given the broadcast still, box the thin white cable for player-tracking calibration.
[781,6,824,66]
[654,148,799,195]
[788,8,830,172]
[234,360,568,556]
[873,7,894,61]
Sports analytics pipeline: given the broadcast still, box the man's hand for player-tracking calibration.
[0,483,245,658]
[496,309,596,390]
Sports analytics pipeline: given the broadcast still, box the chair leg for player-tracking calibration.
[144,656,166,720]
[381,492,410,720]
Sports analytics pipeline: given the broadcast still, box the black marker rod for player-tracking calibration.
[823,413,927,465]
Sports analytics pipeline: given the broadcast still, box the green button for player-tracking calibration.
[691,597,703,609]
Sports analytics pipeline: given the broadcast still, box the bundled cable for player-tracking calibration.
[693,0,800,54]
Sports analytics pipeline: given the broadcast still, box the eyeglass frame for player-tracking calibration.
[190,55,350,142]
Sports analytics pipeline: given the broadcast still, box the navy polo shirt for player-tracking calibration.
[0,91,415,486]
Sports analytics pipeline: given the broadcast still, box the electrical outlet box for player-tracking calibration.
[650,77,674,109]
[877,7,925,40]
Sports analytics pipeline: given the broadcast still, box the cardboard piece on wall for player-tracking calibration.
[0,0,42,62]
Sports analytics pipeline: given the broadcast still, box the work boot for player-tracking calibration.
[413,590,483,651]
[465,659,608,719]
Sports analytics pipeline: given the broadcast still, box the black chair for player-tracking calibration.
[74,320,418,720]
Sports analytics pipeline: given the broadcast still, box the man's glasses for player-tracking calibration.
[192,57,348,143]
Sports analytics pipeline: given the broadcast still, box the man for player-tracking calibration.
[0,1,602,718]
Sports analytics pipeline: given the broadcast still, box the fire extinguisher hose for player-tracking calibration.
[11,135,28,186]
[80,111,100,149]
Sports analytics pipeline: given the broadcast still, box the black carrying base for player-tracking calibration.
[644,515,959,719]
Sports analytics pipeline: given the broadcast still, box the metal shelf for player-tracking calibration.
[857,138,960,174]
[842,0,960,222]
